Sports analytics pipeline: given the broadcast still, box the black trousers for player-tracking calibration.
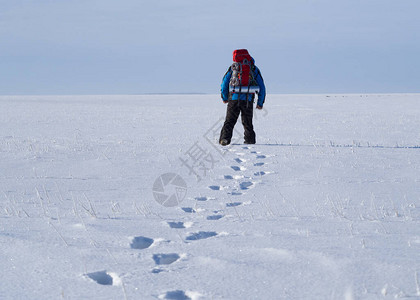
[219,100,256,144]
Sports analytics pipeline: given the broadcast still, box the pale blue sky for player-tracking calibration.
[1,0,419,94]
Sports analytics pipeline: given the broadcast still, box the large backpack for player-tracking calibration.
[229,49,259,94]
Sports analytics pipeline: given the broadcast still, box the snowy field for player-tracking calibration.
[0,94,419,300]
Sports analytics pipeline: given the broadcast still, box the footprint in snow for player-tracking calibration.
[158,290,196,300]
[225,174,245,180]
[240,181,254,190]
[254,162,265,166]
[234,158,245,163]
[167,221,192,229]
[186,231,218,241]
[130,236,154,249]
[181,207,196,213]
[208,185,222,191]
[153,253,181,265]
[256,155,266,159]
[254,171,266,176]
[207,214,224,220]
[231,165,246,171]
[195,196,215,201]
[228,191,242,196]
[86,271,120,286]
[226,202,242,207]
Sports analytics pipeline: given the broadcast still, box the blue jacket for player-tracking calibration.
[221,61,266,107]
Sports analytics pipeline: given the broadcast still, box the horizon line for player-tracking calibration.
[1,92,420,97]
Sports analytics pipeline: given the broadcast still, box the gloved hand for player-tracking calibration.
[256,105,263,110]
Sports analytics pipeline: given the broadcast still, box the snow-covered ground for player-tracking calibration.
[0,94,419,300]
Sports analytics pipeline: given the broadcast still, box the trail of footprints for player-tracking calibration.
[212,146,271,207]
[86,146,272,299]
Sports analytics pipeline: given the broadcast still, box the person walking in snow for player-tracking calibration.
[219,49,266,146]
